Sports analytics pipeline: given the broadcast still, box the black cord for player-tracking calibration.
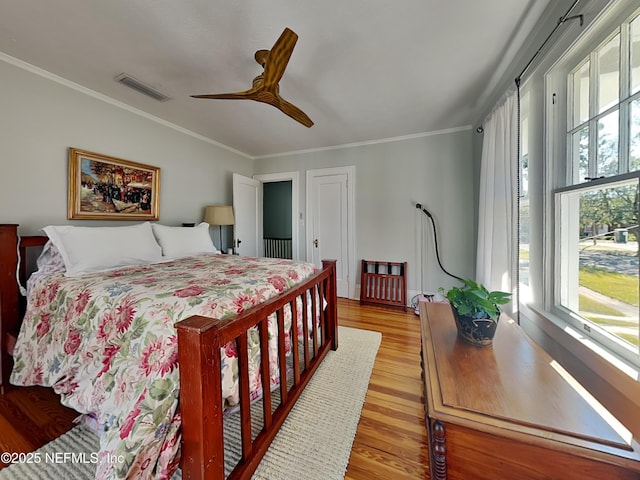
[416,204,464,283]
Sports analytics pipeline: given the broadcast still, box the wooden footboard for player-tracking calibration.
[176,259,337,480]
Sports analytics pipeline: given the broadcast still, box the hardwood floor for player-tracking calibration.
[0,385,77,468]
[340,299,429,479]
[0,298,430,478]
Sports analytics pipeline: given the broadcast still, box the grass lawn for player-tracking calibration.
[579,295,624,316]
[586,315,636,327]
[618,332,639,346]
[576,264,638,348]
[579,266,638,307]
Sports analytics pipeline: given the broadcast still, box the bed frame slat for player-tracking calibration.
[318,283,327,344]
[290,299,300,385]
[276,308,288,406]
[311,287,318,358]
[237,333,252,462]
[258,319,272,431]
[301,293,310,370]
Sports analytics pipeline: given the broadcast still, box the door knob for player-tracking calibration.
[313,239,318,248]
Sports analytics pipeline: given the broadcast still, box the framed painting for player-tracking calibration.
[68,148,160,220]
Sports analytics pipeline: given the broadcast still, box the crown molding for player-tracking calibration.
[0,52,251,159]
[254,126,473,160]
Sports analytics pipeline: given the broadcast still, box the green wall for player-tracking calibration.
[263,181,292,238]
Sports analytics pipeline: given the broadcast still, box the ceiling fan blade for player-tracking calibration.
[191,90,258,100]
[271,95,313,128]
[192,28,313,127]
[192,93,245,100]
[262,28,298,88]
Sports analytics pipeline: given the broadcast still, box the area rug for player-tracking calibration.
[0,326,381,480]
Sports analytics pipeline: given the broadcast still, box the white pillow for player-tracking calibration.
[43,222,163,276]
[151,222,219,258]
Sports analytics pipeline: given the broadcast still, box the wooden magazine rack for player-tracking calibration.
[359,260,407,311]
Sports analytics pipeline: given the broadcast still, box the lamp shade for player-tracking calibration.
[203,205,235,226]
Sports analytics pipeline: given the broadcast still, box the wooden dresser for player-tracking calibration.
[419,302,640,480]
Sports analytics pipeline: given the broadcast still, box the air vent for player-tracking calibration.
[114,73,170,102]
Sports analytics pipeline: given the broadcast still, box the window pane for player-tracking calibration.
[632,99,640,171]
[520,195,530,289]
[573,126,589,182]
[632,14,640,95]
[559,181,639,351]
[598,34,620,114]
[597,109,619,176]
[573,61,590,127]
[520,92,530,290]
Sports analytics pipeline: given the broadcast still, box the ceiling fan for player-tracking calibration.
[192,27,313,128]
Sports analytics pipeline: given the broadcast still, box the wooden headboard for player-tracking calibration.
[0,224,48,393]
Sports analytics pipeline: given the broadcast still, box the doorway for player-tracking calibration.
[233,172,300,260]
[262,181,293,259]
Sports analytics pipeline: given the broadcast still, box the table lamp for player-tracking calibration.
[203,205,235,253]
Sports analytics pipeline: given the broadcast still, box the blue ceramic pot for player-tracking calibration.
[452,308,498,347]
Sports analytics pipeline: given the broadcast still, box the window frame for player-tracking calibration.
[544,4,640,369]
[552,174,639,366]
[566,25,637,182]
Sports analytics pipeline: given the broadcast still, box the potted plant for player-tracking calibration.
[440,278,511,347]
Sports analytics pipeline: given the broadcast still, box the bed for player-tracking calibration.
[0,223,338,479]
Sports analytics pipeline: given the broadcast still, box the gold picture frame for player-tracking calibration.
[68,148,160,220]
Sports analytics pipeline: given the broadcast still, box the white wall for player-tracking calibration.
[254,129,475,298]
[0,58,252,235]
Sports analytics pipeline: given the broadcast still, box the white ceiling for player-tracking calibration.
[0,0,551,158]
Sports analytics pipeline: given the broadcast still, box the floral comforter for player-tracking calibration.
[11,254,318,479]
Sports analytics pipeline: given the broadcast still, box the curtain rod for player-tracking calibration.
[515,0,585,86]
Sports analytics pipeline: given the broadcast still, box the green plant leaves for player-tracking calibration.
[443,278,511,322]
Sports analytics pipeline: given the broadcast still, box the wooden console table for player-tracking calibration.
[419,302,640,480]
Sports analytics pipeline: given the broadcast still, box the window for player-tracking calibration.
[551,7,640,366]
[519,90,530,300]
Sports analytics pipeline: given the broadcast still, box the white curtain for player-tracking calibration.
[476,88,518,313]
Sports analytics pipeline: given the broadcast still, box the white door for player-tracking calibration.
[307,167,355,298]
[232,173,262,257]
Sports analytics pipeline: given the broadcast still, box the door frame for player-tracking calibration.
[306,166,356,299]
[254,171,300,261]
